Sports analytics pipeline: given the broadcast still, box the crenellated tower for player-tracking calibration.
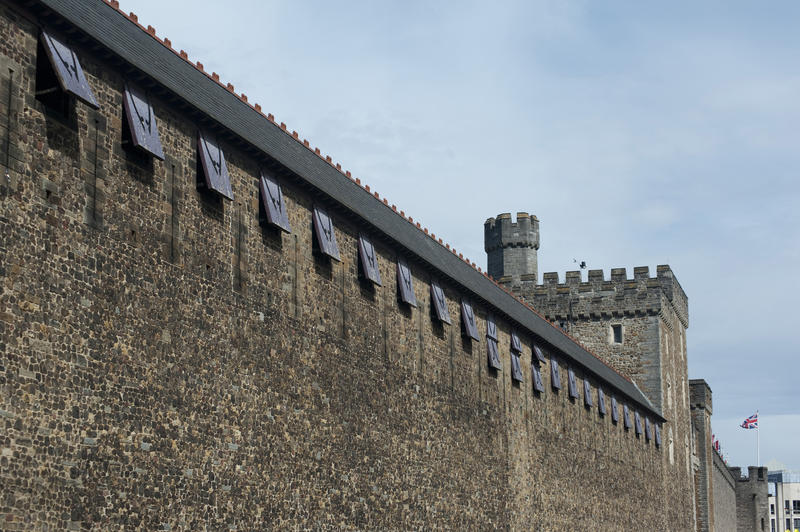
[484,212,539,284]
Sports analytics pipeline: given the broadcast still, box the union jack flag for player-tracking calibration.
[740,413,758,429]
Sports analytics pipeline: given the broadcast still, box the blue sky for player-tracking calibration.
[125,0,800,470]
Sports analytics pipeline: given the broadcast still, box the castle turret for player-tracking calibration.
[484,212,539,284]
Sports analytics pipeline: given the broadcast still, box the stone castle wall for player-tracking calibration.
[691,380,714,532]
[0,1,686,530]
[712,452,737,532]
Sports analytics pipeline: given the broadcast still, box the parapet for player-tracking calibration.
[745,466,767,482]
[484,212,540,252]
[518,265,689,328]
[729,466,768,482]
[689,379,712,414]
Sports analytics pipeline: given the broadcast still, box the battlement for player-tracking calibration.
[520,265,689,328]
[689,379,713,414]
[484,212,540,282]
[484,212,540,251]
[538,265,677,287]
[729,466,768,483]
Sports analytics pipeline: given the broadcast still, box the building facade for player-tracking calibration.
[769,471,800,532]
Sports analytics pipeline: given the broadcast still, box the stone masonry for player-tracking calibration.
[712,452,737,532]
[729,467,769,532]
[691,379,716,532]
[0,1,680,530]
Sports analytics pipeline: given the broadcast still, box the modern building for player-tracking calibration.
[769,471,800,532]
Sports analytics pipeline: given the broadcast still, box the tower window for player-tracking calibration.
[612,324,623,344]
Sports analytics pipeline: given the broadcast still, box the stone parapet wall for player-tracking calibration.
[712,452,737,532]
[691,380,714,532]
[517,265,688,329]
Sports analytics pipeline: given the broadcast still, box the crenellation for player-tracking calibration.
[634,265,650,279]
[521,265,689,328]
[526,281,661,319]
[611,267,627,281]
[537,264,678,288]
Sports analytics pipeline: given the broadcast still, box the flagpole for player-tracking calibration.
[757,410,760,466]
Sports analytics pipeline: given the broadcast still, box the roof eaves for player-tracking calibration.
[36,0,664,423]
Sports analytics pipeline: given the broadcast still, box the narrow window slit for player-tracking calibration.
[612,324,623,344]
